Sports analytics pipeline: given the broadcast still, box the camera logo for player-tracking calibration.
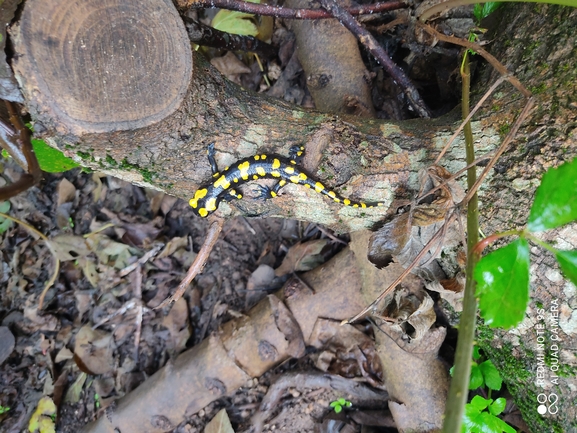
[537,393,558,415]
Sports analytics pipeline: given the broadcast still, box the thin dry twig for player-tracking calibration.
[0,211,60,309]
[319,0,431,118]
[180,0,407,20]
[154,218,225,309]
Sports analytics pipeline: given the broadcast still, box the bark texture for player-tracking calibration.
[473,4,577,431]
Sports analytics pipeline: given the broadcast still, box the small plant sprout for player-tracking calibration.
[0,405,10,414]
[330,397,352,414]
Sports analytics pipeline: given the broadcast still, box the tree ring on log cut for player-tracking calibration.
[11,0,192,135]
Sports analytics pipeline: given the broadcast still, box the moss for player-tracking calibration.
[105,154,117,167]
[120,158,156,183]
[477,324,567,431]
[77,151,91,160]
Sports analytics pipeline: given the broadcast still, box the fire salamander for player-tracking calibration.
[189,143,385,217]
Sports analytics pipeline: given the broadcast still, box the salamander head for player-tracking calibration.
[189,188,217,218]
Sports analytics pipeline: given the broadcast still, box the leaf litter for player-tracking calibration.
[0,157,391,432]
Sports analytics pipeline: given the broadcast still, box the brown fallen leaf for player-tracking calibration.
[204,408,235,433]
[74,325,115,375]
[274,239,328,276]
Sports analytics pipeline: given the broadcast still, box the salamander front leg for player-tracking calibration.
[223,189,243,201]
[288,145,305,164]
[256,179,288,199]
[207,143,220,175]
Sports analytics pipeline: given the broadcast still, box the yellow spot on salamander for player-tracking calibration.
[353,204,359,208]
[328,191,336,199]
[284,165,295,174]
[238,161,250,180]
[315,182,324,193]
[205,198,217,212]
[214,175,230,190]
[272,159,281,169]
[199,208,208,217]
[334,198,340,203]
[261,154,267,159]
[305,184,311,188]
[233,178,239,183]
[289,175,300,183]
[254,155,260,161]
[189,188,208,208]
[290,160,296,165]
[271,171,281,178]
[343,199,351,206]
[378,202,384,206]
[279,180,287,187]
[256,166,266,177]
[271,191,277,197]
[361,203,367,208]
[253,175,259,180]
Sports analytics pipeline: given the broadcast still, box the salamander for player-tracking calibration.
[189,143,385,217]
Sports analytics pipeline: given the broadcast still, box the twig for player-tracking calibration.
[183,16,277,58]
[119,243,164,277]
[154,218,225,309]
[319,0,431,118]
[180,0,407,20]
[0,211,60,309]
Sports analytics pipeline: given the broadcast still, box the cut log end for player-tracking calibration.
[11,0,192,135]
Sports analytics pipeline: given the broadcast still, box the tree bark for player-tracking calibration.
[9,0,577,431]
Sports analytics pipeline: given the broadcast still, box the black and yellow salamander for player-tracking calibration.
[189,143,385,217]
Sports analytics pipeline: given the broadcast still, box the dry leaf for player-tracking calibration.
[56,178,76,207]
[46,235,91,261]
[74,325,115,375]
[274,239,328,276]
[64,372,87,403]
[28,396,57,433]
[161,297,191,353]
[368,213,411,268]
[204,408,235,433]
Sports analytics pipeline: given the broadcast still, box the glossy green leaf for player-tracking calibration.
[472,346,481,360]
[474,2,502,22]
[474,239,530,328]
[32,138,79,173]
[488,397,507,416]
[554,249,577,286]
[469,364,484,389]
[527,157,577,232]
[470,395,491,411]
[479,360,502,391]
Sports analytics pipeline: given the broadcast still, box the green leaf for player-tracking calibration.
[488,397,507,416]
[474,2,502,23]
[0,201,12,234]
[479,360,502,391]
[470,395,491,412]
[527,157,577,232]
[474,239,530,328]
[472,346,481,360]
[32,139,79,173]
[212,10,258,37]
[470,364,485,389]
[334,404,342,414]
[554,249,577,286]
